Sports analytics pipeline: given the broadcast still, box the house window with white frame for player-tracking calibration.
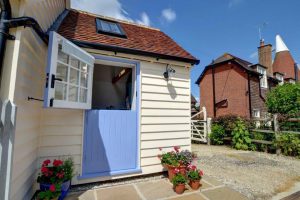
[257,66,267,88]
[252,109,260,118]
[275,73,284,85]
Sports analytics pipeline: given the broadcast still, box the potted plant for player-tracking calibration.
[37,184,61,200]
[158,146,197,181]
[37,158,74,200]
[187,165,203,190]
[158,147,180,181]
[172,168,187,194]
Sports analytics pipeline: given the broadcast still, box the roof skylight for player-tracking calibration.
[96,18,126,38]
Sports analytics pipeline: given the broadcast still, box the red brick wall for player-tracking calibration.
[200,63,250,118]
[199,69,214,117]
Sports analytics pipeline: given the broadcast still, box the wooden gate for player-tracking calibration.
[191,107,210,143]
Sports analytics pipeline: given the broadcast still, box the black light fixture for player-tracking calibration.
[163,64,176,79]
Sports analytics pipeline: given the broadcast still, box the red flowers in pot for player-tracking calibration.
[187,164,204,190]
[37,158,74,200]
[158,146,197,182]
[172,168,187,194]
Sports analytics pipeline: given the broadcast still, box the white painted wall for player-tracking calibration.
[4,1,66,199]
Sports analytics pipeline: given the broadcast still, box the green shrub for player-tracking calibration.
[212,115,253,137]
[274,133,300,157]
[209,124,225,145]
[266,83,300,116]
[231,118,253,150]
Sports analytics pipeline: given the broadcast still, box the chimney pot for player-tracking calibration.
[260,39,265,47]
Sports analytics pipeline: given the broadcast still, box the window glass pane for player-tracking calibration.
[81,63,88,73]
[69,85,79,102]
[80,72,88,87]
[55,82,67,100]
[80,88,87,103]
[101,21,111,32]
[110,23,121,34]
[70,68,80,85]
[56,63,68,82]
[70,57,80,69]
[58,49,69,64]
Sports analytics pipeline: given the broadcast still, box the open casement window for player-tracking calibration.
[44,32,95,109]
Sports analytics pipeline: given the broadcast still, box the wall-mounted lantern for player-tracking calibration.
[163,64,176,80]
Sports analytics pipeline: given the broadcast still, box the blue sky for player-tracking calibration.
[72,0,300,101]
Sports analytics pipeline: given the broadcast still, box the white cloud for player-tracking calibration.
[72,0,132,21]
[72,0,152,26]
[136,12,151,26]
[228,0,244,8]
[161,8,176,23]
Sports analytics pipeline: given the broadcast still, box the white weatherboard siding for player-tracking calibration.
[140,62,191,173]
[10,1,65,199]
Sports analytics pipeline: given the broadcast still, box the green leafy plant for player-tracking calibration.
[212,114,253,137]
[266,83,300,116]
[172,171,187,186]
[158,147,196,167]
[186,165,203,181]
[37,158,74,200]
[38,184,61,200]
[273,133,300,157]
[209,124,225,145]
[231,118,253,150]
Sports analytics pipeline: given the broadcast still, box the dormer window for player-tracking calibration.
[257,66,267,88]
[274,72,284,85]
[96,18,126,38]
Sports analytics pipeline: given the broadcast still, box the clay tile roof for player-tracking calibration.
[57,9,199,65]
[195,53,259,84]
[273,51,296,79]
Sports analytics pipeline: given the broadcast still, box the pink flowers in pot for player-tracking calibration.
[187,164,204,190]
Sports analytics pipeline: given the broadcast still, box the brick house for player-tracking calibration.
[196,35,299,118]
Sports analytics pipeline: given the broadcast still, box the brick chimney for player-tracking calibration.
[258,39,273,75]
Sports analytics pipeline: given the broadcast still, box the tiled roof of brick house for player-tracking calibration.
[195,53,259,84]
[57,9,199,64]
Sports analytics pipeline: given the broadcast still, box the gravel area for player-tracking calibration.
[192,144,300,200]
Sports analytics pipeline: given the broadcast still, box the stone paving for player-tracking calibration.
[65,175,248,200]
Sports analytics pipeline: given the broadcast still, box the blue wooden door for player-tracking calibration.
[82,110,139,177]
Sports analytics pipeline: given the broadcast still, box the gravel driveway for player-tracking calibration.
[192,144,300,200]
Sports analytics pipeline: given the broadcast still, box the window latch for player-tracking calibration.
[50,74,63,88]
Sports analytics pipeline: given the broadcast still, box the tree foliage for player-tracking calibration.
[266,83,300,115]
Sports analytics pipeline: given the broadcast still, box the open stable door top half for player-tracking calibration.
[44,31,95,109]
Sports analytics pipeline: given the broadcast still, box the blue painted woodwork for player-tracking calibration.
[82,56,140,178]
[83,110,138,175]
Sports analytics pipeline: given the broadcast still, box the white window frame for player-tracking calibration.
[275,73,284,85]
[257,66,267,88]
[44,32,95,109]
[253,109,261,128]
[252,109,260,118]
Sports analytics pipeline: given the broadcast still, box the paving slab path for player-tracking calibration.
[66,176,248,200]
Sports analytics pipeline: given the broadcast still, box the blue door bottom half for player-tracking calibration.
[81,110,140,180]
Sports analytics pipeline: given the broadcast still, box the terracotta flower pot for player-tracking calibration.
[174,183,185,194]
[167,165,176,181]
[189,180,200,190]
